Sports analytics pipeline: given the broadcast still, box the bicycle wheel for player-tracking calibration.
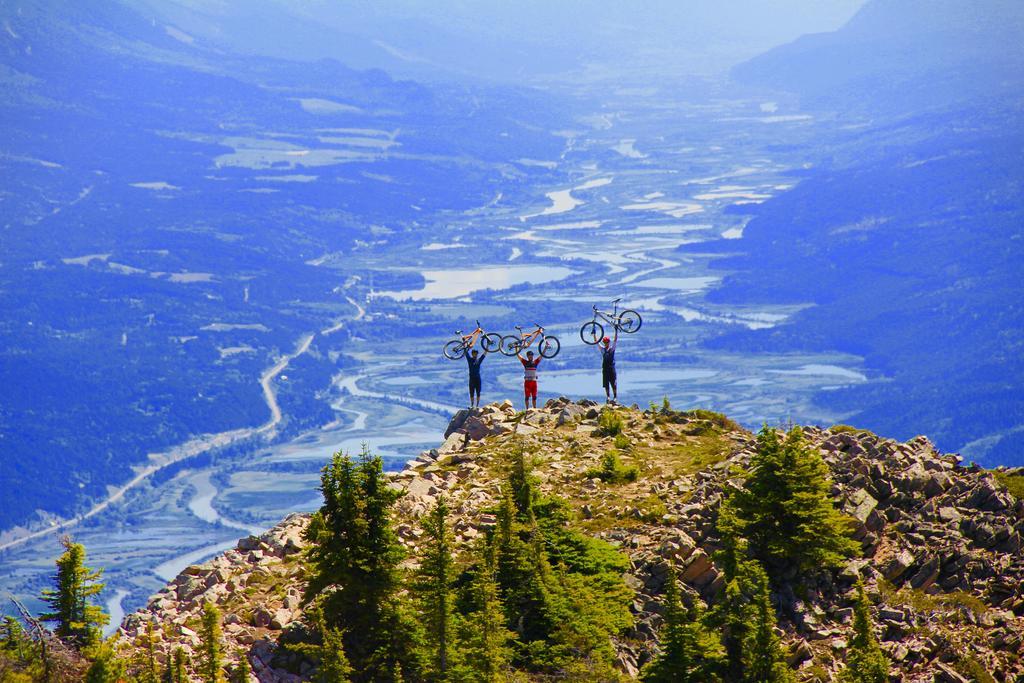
[618,309,642,333]
[481,333,503,353]
[443,339,466,360]
[580,321,604,345]
[499,335,521,356]
[540,335,560,358]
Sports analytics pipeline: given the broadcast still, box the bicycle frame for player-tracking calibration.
[514,325,545,350]
[456,320,485,348]
[592,299,622,328]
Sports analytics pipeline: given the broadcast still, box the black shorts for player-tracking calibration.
[602,368,617,390]
[469,376,482,393]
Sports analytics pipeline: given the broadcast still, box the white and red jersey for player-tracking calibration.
[520,356,540,381]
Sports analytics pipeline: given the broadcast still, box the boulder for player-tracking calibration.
[443,409,472,439]
[882,549,916,582]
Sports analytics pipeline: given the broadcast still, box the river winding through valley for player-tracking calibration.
[2,94,871,629]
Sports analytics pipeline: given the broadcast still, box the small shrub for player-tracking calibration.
[613,433,631,451]
[661,396,671,414]
[585,450,638,485]
[597,409,624,436]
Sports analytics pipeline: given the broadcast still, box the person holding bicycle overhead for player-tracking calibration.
[516,348,542,410]
[466,348,488,409]
[594,326,618,403]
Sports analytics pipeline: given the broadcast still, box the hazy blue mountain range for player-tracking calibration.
[0,0,567,532]
[125,0,865,82]
[705,0,1024,464]
[733,0,1024,113]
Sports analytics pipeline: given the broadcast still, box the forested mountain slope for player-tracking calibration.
[704,0,1024,464]
[90,400,1024,681]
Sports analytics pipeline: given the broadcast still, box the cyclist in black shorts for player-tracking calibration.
[466,348,488,408]
[596,326,618,403]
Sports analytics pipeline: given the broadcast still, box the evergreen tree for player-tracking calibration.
[200,601,224,683]
[39,537,109,647]
[742,567,793,683]
[136,620,160,683]
[415,496,456,679]
[317,623,352,683]
[303,446,423,681]
[84,641,125,683]
[450,546,514,683]
[731,426,858,574]
[0,615,40,680]
[489,445,633,674]
[231,649,252,683]
[640,566,724,682]
[1,616,31,661]
[169,647,188,683]
[494,490,556,649]
[841,582,890,683]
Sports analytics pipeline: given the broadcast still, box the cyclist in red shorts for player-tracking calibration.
[517,349,542,409]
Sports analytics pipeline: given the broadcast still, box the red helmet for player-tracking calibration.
[602,336,610,344]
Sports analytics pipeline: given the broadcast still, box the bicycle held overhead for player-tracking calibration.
[499,323,561,359]
[580,298,642,345]
[443,320,502,360]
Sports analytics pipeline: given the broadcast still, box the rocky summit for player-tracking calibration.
[119,399,1024,681]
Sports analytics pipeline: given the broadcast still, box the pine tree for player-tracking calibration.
[742,567,794,683]
[200,601,224,683]
[161,646,189,683]
[840,582,889,683]
[494,490,556,648]
[713,503,764,682]
[169,647,188,683]
[640,566,725,682]
[303,446,423,681]
[732,426,858,574]
[415,496,456,679]
[450,545,515,683]
[230,649,252,683]
[84,641,125,683]
[136,620,160,683]
[317,623,352,683]
[39,537,109,647]
[1,616,31,661]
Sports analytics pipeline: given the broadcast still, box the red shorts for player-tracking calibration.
[524,380,538,399]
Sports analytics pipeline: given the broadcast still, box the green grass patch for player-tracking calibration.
[634,432,732,477]
[638,494,668,524]
[955,655,997,683]
[678,409,742,432]
[828,424,859,434]
[993,470,1024,500]
[879,581,988,619]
